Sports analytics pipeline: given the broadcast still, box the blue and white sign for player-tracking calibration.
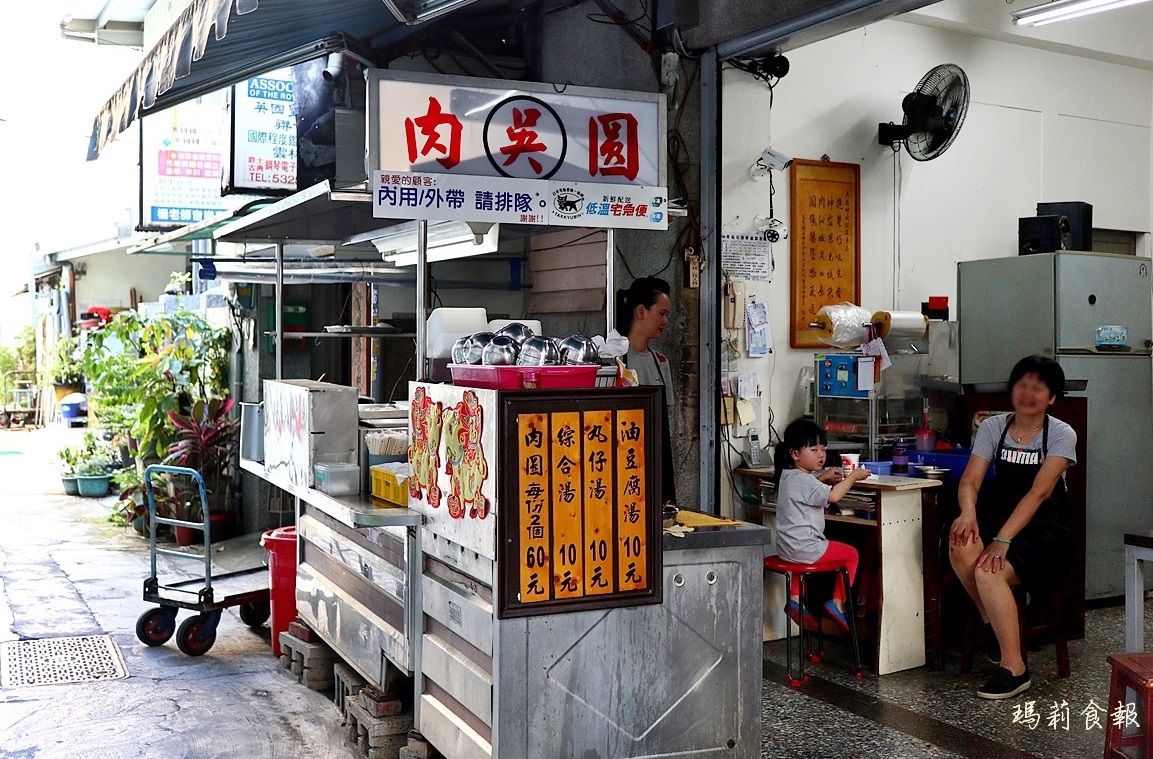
[371,171,667,230]
[231,67,297,192]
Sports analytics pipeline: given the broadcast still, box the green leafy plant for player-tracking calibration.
[79,309,232,460]
[73,431,120,476]
[163,397,238,516]
[58,444,82,477]
[49,335,84,386]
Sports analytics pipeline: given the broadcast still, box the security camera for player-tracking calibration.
[748,147,794,181]
[755,215,789,243]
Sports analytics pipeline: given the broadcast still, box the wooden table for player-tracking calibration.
[739,468,940,675]
[1126,533,1153,652]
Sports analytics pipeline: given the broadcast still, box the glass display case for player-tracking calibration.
[814,352,926,460]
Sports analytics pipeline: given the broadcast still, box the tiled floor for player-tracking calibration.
[760,599,1142,758]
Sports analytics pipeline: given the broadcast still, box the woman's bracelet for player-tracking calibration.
[991,536,1012,545]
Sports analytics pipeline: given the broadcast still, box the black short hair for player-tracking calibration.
[1008,354,1065,399]
[773,418,827,472]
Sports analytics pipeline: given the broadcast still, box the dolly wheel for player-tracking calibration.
[136,607,177,646]
[238,600,270,628]
[855,671,865,679]
[176,614,216,656]
[807,652,823,664]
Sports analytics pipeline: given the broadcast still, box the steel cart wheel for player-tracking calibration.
[136,607,177,646]
[238,600,270,628]
[176,614,217,656]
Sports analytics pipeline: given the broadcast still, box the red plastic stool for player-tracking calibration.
[764,554,864,686]
[1104,653,1153,757]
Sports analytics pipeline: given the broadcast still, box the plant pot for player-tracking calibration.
[132,514,146,535]
[75,474,112,498]
[209,513,232,543]
[53,383,84,403]
[62,476,80,496]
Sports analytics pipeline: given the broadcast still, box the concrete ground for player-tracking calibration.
[0,425,357,759]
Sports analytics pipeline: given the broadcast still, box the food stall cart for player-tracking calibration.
[226,69,772,759]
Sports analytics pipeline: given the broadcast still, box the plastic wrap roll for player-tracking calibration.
[870,310,928,342]
[811,303,871,348]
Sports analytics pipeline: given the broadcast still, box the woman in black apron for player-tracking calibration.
[617,276,677,505]
[950,355,1076,700]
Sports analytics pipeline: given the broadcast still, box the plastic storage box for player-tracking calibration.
[370,465,409,506]
[313,462,360,496]
[448,364,599,390]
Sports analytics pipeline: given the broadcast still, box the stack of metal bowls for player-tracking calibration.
[518,336,561,366]
[482,335,520,365]
[494,322,535,346]
[558,334,600,365]
[450,336,471,365]
[464,332,494,365]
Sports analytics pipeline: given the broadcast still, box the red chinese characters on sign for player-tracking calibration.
[500,107,548,175]
[405,97,463,170]
[588,113,639,182]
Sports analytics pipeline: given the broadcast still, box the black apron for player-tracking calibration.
[975,414,1071,590]
[628,350,677,505]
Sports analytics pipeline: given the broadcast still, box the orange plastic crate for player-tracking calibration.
[370,465,409,506]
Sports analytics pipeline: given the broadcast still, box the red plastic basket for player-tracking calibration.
[448,364,599,390]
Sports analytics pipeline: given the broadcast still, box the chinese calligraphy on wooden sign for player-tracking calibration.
[789,159,861,348]
[500,390,661,618]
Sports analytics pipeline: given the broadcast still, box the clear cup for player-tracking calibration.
[915,430,936,452]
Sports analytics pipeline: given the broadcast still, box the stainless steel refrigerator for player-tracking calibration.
[958,251,1153,599]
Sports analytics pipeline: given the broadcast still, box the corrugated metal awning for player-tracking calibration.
[86,0,405,160]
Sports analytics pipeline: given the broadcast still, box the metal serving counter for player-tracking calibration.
[243,385,772,759]
[240,458,423,683]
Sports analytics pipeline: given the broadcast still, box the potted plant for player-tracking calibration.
[163,397,239,544]
[49,335,85,401]
[74,432,120,497]
[111,466,177,536]
[58,444,82,495]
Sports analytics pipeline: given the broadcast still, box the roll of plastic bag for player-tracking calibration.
[811,303,871,348]
[870,310,928,342]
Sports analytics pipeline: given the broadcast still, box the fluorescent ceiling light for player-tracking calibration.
[1012,0,1153,26]
[368,220,500,266]
[382,0,482,24]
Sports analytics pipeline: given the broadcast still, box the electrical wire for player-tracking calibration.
[892,144,903,308]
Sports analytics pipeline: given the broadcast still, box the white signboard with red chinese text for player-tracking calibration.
[367,70,667,230]
[371,171,667,230]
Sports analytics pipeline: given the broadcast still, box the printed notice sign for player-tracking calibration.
[721,235,773,281]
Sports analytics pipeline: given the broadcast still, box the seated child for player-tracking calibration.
[774,418,870,631]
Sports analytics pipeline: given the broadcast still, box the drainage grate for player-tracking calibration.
[0,635,128,687]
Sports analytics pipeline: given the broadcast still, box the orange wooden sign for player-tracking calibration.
[790,159,862,348]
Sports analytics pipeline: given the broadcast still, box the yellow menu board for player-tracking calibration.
[502,391,661,618]
[789,159,861,348]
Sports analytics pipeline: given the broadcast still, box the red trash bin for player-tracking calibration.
[260,526,298,656]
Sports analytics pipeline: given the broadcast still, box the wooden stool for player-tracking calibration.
[764,554,864,686]
[960,585,1070,678]
[1104,653,1153,758]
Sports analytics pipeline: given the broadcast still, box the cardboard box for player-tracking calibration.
[263,380,359,487]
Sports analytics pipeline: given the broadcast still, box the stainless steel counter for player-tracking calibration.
[240,458,421,528]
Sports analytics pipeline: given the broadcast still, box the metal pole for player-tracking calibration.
[699,48,721,514]
[275,242,284,380]
[605,228,616,335]
[415,220,428,381]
